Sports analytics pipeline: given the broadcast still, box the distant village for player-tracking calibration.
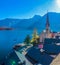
[24,13,60,47]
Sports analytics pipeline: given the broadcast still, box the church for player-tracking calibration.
[31,13,60,45]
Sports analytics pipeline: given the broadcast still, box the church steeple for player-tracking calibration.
[46,13,50,33]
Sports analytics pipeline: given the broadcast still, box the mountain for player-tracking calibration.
[0,15,42,30]
[43,12,60,32]
[47,12,60,31]
[0,12,60,31]
[13,15,42,29]
[0,18,20,27]
[28,12,60,32]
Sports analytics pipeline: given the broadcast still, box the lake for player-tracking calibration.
[0,30,32,64]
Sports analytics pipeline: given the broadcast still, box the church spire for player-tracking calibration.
[46,12,50,33]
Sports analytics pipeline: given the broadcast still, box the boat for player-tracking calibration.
[0,27,13,30]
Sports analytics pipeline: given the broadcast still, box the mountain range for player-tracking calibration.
[0,12,60,32]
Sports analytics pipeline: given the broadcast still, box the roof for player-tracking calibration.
[15,50,32,65]
[5,49,32,65]
[26,47,53,65]
[43,44,60,54]
[44,38,60,44]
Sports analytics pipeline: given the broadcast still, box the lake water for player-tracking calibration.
[0,30,32,64]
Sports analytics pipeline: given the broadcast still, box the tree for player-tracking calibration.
[24,35,30,46]
[31,28,39,46]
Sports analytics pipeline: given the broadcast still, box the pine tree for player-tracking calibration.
[24,35,30,46]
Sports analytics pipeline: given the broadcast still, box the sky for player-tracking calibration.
[0,0,60,19]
